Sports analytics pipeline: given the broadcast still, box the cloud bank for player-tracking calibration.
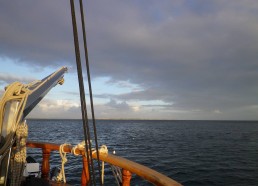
[1,0,258,119]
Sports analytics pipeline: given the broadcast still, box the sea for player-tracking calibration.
[26,119,258,186]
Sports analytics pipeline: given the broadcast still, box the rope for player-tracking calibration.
[72,140,86,156]
[0,82,31,156]
[0,82,31,186]
[97,145,108,184]
[10,120,28,186]
[56,143,70,183]
[0,77,59,156]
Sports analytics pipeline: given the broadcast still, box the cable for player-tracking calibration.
[78,0,102,185]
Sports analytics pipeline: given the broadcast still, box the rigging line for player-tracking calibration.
[78,0,102,184]
[69,0,96,185]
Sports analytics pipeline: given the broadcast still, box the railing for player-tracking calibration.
[26,141,182,186]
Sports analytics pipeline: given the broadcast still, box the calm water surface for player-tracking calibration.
[27,120,258,186]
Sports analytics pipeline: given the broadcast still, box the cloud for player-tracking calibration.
[1,1,258,119]
[29,99,81,119]
[28,97,145,119]
[39,99,80,111]
[116,89,172,102]
[214,109,222,114]
[105,99,131,111]
[0,73,36,85]
[0,0,77,69]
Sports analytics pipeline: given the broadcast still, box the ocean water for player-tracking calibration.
[26,120,258,186]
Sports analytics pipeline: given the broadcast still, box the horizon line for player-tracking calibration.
[27,118,258,121]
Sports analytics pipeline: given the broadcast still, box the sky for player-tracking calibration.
[0,0,258,120]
